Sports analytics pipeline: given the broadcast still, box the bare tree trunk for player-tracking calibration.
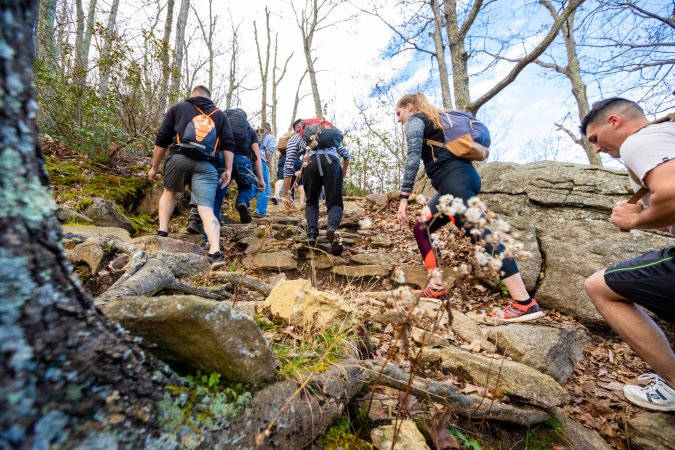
[254,7,272,125]
[99,0,120,96]
[192,0,217,93]
[295,0,323,117]
[158,0,175,116]
[539,0,601,166]
[431,0,453,109]
[170,0,190,102]
[225,20,244,109]
[81,0,97,73]
[271,34,293,136]
[443,0,478,111]
[36,0,58,64]
[291,68,309,130]
[0,2,169,447]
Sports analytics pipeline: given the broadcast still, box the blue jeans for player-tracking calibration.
[255,160,271,215]
[218,154,259,213]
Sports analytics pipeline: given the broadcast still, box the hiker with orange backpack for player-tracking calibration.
[395,92,543,322]
[149,85,234,263]
[581,98,675,412]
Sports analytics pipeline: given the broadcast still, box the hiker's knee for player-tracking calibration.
[584,270,607,304]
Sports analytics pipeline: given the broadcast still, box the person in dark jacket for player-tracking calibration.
[149,85,234,262]
[395,92,542,322]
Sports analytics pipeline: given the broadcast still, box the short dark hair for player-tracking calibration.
[292,119,304,131]
[264,122,272,132]
[579,97,644,136]
[191,85,211,98]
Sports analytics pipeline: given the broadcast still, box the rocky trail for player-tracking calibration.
[57,160,674,449]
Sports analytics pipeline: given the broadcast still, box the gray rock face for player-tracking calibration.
[470,161,673,328]
[82,198,133,232]
[627,411,675,450]
[438,346,570,408]
[243,251,297,271]
[101,295,276,384]
[365,193,389,209]
[551,409,612,450]
[484,324,592,384]
[55,205,93,224]
[132,183,164,216]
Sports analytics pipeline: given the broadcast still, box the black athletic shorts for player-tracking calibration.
[604,246,675,323]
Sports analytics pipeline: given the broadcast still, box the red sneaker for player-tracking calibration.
[417,284,448,299]
[489,298,544,323]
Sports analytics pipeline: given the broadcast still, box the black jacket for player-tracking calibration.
[155,96,235,153]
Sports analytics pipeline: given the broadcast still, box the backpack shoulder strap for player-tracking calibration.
[192,104,206,116]
[207,108,220,117]
[632,112,675,135]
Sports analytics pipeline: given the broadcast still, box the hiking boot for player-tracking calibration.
[307,232,319,246]
[489,298,545,323]
[623,374,675,412]
[236,203,252,224]
[271,195,280,205]
[326,228,343,256]
[157,230,168,238]
[208,251,224,264]
[186,220,203,235]
[417,284,448,299]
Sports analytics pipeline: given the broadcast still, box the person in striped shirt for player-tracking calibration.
[282,119,350,255]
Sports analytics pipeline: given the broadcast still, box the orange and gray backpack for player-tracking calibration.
[175,105,220,160]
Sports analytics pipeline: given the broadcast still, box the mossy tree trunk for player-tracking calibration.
[0,2,170,447]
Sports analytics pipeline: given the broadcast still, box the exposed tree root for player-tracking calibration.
[360,360,550,427]
[96,259,230,304]
[215,359,367,449]
[207,271,273,296]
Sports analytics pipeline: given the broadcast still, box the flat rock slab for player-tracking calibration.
[484,324,591,384]
[350,253,400,266]
[370,420,431,450]
[243,251,297,271]
[438,346,570,408]
[308,253,347,270]
[332,264,392,278]
[62,225,131,241]
[56,205,93,224]
[551,409,612,450]
[101,295,276,384]
[130,235,205,255]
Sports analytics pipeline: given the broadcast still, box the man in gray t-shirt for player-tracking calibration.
[581,97,675,412]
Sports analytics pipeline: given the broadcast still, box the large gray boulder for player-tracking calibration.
[101,295,276,385]
[627,411,675,450]
[82,197,133,232]
[438,346,570,408]
[484,324,592,384]
[470,161,673,328]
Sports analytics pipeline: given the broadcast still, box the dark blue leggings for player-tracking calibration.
[413,164,519,278]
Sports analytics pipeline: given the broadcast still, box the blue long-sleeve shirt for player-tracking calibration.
[283,134,350,178]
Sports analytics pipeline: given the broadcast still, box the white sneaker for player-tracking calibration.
[623,373,675,412]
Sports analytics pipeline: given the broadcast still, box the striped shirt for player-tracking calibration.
[283,134,350,178]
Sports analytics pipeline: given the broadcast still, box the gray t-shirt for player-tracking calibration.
[620,120,675,235]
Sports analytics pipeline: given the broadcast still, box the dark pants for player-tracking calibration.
[303,154,343,236]
[414,163,519,278]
